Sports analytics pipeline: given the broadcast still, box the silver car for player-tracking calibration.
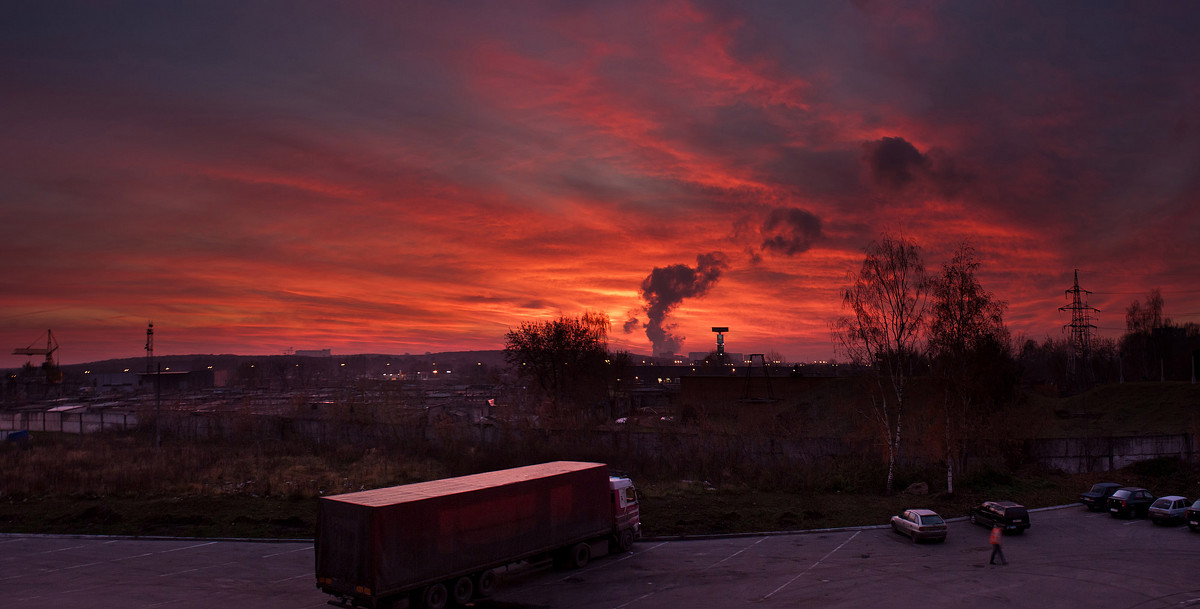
[891,509,947,542]
[1149,495,1190,525]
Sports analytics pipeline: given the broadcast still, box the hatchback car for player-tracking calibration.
[890,509,947,542]
[968,500,1030,533]
[1149,495,1190,525]
[1079,482,1123,511]
[1108,487,1156,518]
[1185,499,1200,532]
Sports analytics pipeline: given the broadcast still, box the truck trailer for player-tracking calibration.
[315,461,640,609]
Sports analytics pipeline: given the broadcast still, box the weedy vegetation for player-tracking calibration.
[3,424,1196,539]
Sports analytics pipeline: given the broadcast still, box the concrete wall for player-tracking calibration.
[1023,434,1198,473]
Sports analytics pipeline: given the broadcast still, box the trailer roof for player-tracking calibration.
[325,461,606,507]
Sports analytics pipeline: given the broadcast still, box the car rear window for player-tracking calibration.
[1152,498,1171,508]
[1111,489,1132,499]
[920,514,945,525]
[1090,484,1110,493]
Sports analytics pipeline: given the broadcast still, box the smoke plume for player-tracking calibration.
[634,252,728,355]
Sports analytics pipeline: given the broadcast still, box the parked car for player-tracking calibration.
[1108,487,1156,518]
[968,501,1030,533]
[1079,482,1123,511]
[1185,499,1200,532]
[1149,496,1190,525]
[891,509,947,542]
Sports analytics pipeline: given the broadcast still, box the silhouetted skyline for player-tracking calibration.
[3,2,1199,365]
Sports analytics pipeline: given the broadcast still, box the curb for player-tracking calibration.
[640,503,1080,543]
[0,532,313,544]
[2,504,1084,545]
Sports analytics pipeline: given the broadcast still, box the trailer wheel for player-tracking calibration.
[422,582,448,609]
[475,570,498,598]
[451,576,474,605]
[569,542,591,569]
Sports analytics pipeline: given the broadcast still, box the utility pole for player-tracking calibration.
[146,322,159,450]
[145,322,154,375]
[1060,270,1099,380]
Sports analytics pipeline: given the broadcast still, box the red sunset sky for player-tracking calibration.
[3,1,1199,365]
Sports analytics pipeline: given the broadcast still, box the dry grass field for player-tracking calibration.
[2,381,1197,538]
[3,430,1196,539]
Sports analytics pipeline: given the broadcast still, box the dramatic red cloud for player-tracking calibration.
[3,2,1199,365]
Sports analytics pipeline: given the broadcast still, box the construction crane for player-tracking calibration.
[13,329,62,383]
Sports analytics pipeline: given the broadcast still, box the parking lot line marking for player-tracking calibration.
[35,544,86,555]
[158,560,237,577]
[262,545,312,558]
[271,572,312,583]
[1,541,223,581]
[552,539,667,582]
[613,591,657,609]
[556,541,668,582]
[762,530,860,600]
[706,536,768,570]
[159,541,216,552]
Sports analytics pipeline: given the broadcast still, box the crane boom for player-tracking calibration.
[11,329,62,385]
[13,329,58,358]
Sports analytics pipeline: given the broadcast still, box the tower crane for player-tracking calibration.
[13,329,62,383]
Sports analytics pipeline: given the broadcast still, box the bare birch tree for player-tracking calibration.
[928,243,1011,495]
[833,234,929,494]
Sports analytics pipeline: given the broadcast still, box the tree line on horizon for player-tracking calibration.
[504,233,1199,495]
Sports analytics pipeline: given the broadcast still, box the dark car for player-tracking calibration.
[1079,482,1123,511]
[968,501,1030,533]
[1108,487,1156,518]
[1186,500,1200,532]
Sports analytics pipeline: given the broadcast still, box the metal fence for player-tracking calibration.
[0,411,138,434]
[2,408,1194,474]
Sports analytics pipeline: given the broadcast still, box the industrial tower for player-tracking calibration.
[711,327,728,363]
[1060,269,1099,375]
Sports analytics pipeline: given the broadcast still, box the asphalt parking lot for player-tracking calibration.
[1,505,1197,608]
[482,505,1200,609]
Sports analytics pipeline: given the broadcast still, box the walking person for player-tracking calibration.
[989,525,1007,565]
